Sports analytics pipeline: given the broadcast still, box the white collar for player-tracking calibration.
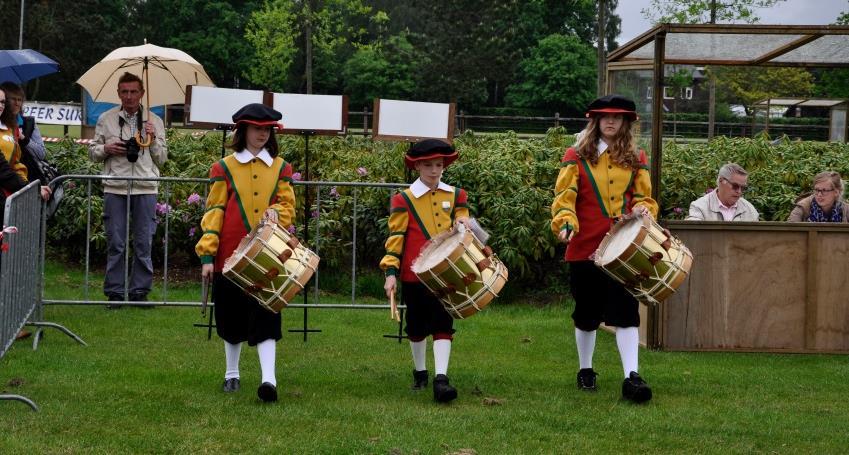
[597,139,609,157]
[234,149,274,167]
[410,178,453,198]
[0,123,8,131]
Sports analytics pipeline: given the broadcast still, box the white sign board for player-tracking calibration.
[373,99,454,142]
[272,93,346,134]
[22,102,82,125]
[186,86,264,126]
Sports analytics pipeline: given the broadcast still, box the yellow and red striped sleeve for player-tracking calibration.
[453,188,470,222]
[551,148,580,235]
[379,193,409,277]
[631,150,658,219]
[269,161,296,228]
[195,162,228,264]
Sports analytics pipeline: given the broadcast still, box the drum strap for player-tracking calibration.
[399,190,432,240]
[450,187,461,225]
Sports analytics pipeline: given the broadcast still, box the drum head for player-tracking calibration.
[411,230,466,274]
[597,217,643,266]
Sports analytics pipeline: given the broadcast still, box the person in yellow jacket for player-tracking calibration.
[0,87,27,183]
[550,95,658,403]
[196,103,296,403]
[380,139,469,403]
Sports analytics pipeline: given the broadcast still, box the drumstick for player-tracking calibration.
[201,275,209,317]
[389,292,400,322]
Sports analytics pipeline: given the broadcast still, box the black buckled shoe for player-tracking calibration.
[622,371,652,403]
[412,369,429,390]
[130,292,153,308]
[433,374,458,403]
[222,378,240,393]
[258,382,278,402]
[106,293,123,310]
[577,368,598,391]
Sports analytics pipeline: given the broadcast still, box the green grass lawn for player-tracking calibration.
[2,263,849,453]
[40,124,81,139]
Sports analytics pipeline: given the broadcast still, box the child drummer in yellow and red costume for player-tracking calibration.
[550,95,659,403]
[380,139,470,403]
[196,103,296,403]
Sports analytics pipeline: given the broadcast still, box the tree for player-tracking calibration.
[244,0,300,92]
[135,1,260,89]
[641,0,789,138]
[642,0,786,24]
[505,34,597,116]
[342,34,416,108]
[394,0,620,110]
[666,67,694,137]
[407,0,495,109]
[12,0,129,102]
[712,66,814,116]
[309,0,376,93]
[244,0,382,93]
[814,6,849,98]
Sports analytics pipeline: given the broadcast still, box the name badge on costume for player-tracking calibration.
[442,201,451,212]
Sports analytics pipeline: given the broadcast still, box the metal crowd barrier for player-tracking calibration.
[1,182,85,412]
[40,175,410,341]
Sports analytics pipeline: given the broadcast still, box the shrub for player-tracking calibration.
[661,135,849,221]
[45,128,849,288]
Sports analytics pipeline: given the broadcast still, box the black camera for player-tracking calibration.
[124,137,141,163]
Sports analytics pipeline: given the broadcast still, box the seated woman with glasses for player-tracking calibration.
[787,171,848,223]
[687,163,760,221]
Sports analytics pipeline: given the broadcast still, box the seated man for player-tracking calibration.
[687,163,759,221]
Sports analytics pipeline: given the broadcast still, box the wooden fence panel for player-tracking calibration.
[656,222,849,353]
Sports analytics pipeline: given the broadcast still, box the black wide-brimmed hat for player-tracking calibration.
[585,94,638,121]
[232,103,284,129]
[404,139,458,169]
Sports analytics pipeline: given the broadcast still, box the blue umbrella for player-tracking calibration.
[0,49,59,84]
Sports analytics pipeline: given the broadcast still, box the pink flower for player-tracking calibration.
[704,187,714,194]
[155,202,172,215]
[287,225,297,234]
[311,210,320,219]
[356,167,368,176]
[188,227,196,238]
[186,193,202,205]
[329,186,339,199]
[673,207,683,214]
[67,181,76,189]
[292,172,302,181]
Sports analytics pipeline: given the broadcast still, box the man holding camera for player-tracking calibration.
[89,71,167,307]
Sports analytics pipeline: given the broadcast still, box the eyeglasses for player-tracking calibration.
[813,188,835,195]
[721,178,748,193]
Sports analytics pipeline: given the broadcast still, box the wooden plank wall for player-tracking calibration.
[655,221,849,353]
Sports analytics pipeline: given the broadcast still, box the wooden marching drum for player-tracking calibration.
[593,215,692,305]
[223,221,320,313]
[411,228,508,319]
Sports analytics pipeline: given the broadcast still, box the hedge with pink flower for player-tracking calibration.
[39,129,849,287]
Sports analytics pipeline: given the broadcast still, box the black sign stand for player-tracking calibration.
[287,131,322,341]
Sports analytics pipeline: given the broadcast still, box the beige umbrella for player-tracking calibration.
[77,42,214,144]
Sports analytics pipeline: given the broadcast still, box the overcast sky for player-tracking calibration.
[616,0,849,44]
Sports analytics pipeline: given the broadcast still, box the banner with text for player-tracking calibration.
[22,102,82,125]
